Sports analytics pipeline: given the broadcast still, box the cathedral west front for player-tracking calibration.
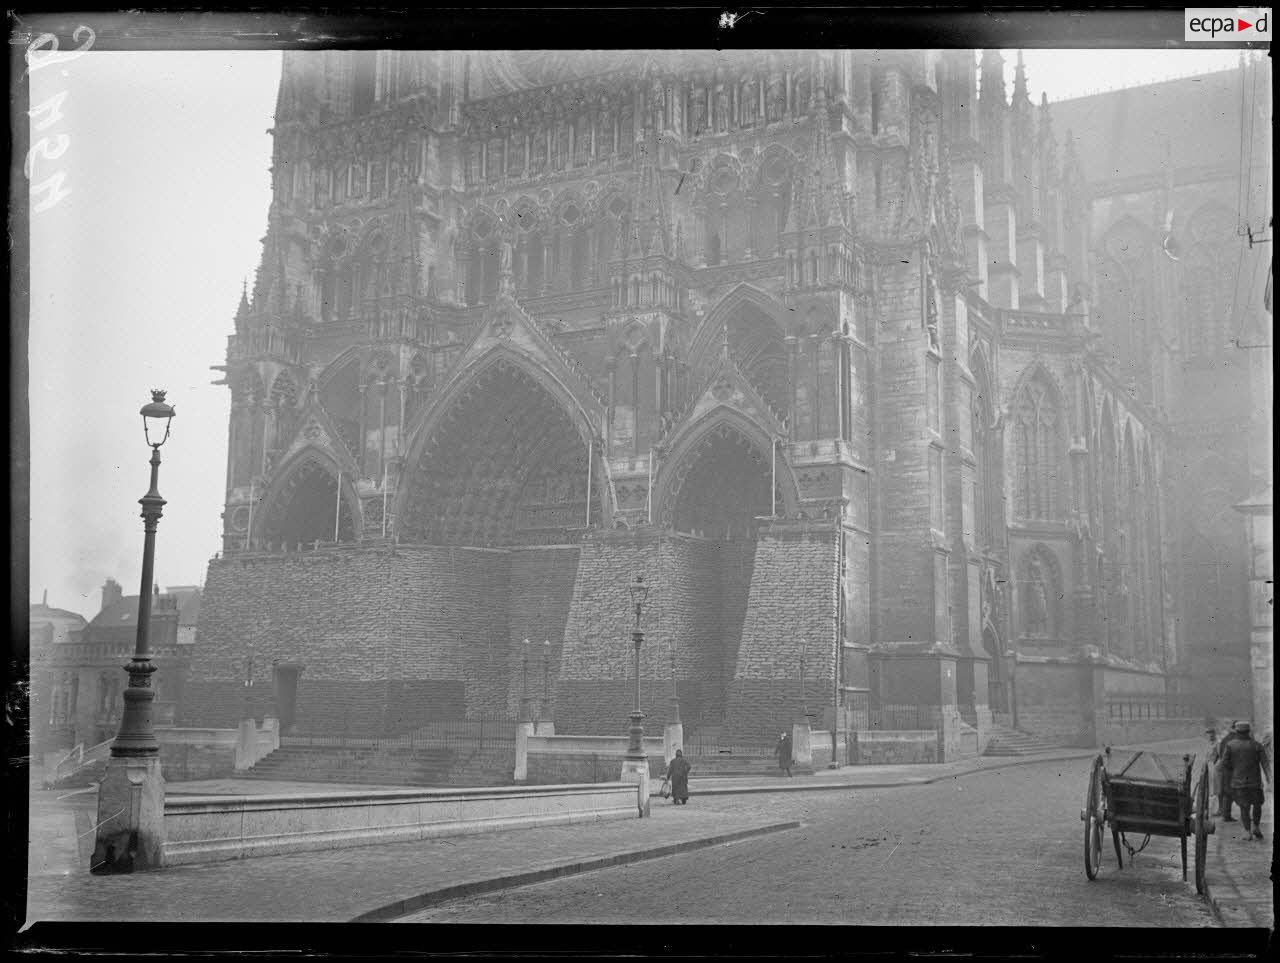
[185,50,1264,754]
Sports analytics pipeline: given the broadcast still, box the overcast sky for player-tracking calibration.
[27,46,1251,618]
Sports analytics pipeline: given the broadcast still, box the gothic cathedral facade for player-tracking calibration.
[187,51,1259,749]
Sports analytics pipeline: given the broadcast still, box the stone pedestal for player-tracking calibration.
[91,755,166,873]
[619,756,651,817]
[262,716,280,753]
[790,723,813,771]
[663,721,684,765]
[234,719,258,771]
[513,721,535,782]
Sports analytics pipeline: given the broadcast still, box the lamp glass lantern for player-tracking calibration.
[140,389,176,448]
[629,574,648,626]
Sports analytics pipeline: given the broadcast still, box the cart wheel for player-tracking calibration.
[1083,754,1105,880]
[1194,759,1211,896]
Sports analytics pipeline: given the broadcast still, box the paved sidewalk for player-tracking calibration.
[24,790,795,925]
[1204,793,1274,929]
[23,738,1266,927]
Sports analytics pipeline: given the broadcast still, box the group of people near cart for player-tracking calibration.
[1205,719,1273,842]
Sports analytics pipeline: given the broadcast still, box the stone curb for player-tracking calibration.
[350,819,801,922]
[681,749,1098,797]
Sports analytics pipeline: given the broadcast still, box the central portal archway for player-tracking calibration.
[399,359,600,546]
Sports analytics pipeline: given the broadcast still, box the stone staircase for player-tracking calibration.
[234,744,512,787]
[981,724,1067,757]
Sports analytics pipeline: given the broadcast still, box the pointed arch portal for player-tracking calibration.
[260,456,356,547]
[668,421,774,540]
[399,359,601,546]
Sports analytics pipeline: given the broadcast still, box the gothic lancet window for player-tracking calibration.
[1179,203,1237,362]
[1012,372,1063,521]
[970,349,1000,549]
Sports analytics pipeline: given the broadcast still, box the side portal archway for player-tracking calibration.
[258,452,358,547]
[669,423,773,540]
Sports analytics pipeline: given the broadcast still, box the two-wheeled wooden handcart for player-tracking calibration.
[1080,747,1214,894]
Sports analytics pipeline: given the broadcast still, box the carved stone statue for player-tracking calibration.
[767,76,785,123]
[691,88,706,134]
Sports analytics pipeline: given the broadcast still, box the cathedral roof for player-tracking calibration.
[1049,69,1242,187]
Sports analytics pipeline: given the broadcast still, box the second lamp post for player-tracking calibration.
[624,574,648,763]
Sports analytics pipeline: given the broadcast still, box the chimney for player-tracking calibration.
[42,588,48,607]
[102,578,123,611]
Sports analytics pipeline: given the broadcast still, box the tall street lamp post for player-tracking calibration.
[542,639,551,726]
[92,389,175,874]
[620,574,650,816]
[670,644,680,724]
[520,638,531,722]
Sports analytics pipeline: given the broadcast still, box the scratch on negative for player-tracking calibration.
[879,837,902,867]
[80,808,124,838]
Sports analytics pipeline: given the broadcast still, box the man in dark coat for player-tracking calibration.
[666,748,691,805]
[1220,720,1273,841]
[776,731,793,777]
[1216,721,1240,821]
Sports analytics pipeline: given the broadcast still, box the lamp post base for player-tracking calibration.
[90,755,166,874]
[619,755,651,818]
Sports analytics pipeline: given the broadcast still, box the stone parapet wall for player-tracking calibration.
[1096,718,1206,748]
[849,730,938,765]
[162,782,639,866]
[1013,660,1098,747]
[523,734,665,784]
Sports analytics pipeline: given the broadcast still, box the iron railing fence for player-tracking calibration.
[866,705,942,731]
[1105,698,1199,722]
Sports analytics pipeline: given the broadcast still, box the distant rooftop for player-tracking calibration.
[29,602,88,626]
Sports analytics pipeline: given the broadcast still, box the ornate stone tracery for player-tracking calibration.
[399,358,601,546]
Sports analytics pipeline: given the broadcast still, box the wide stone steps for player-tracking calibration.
[235,746,462,787]
[982,726,1066,757]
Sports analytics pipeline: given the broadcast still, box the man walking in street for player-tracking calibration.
[1220,720,1273,841]
[1216,721,1240,821]
[1206,726,1224,811]
[665,748,691,805]
[776,731,793,778]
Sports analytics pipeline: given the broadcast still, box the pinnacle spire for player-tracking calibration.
[1038,92,1059,183]
[980,50,1006,106]
[1013,50,1029,103]
[235,278,251,333]
[631,126,671,259]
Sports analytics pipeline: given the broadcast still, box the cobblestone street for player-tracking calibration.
[400,758,1220,925]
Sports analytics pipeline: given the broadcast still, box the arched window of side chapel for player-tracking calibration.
[1012,370,1063,521]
